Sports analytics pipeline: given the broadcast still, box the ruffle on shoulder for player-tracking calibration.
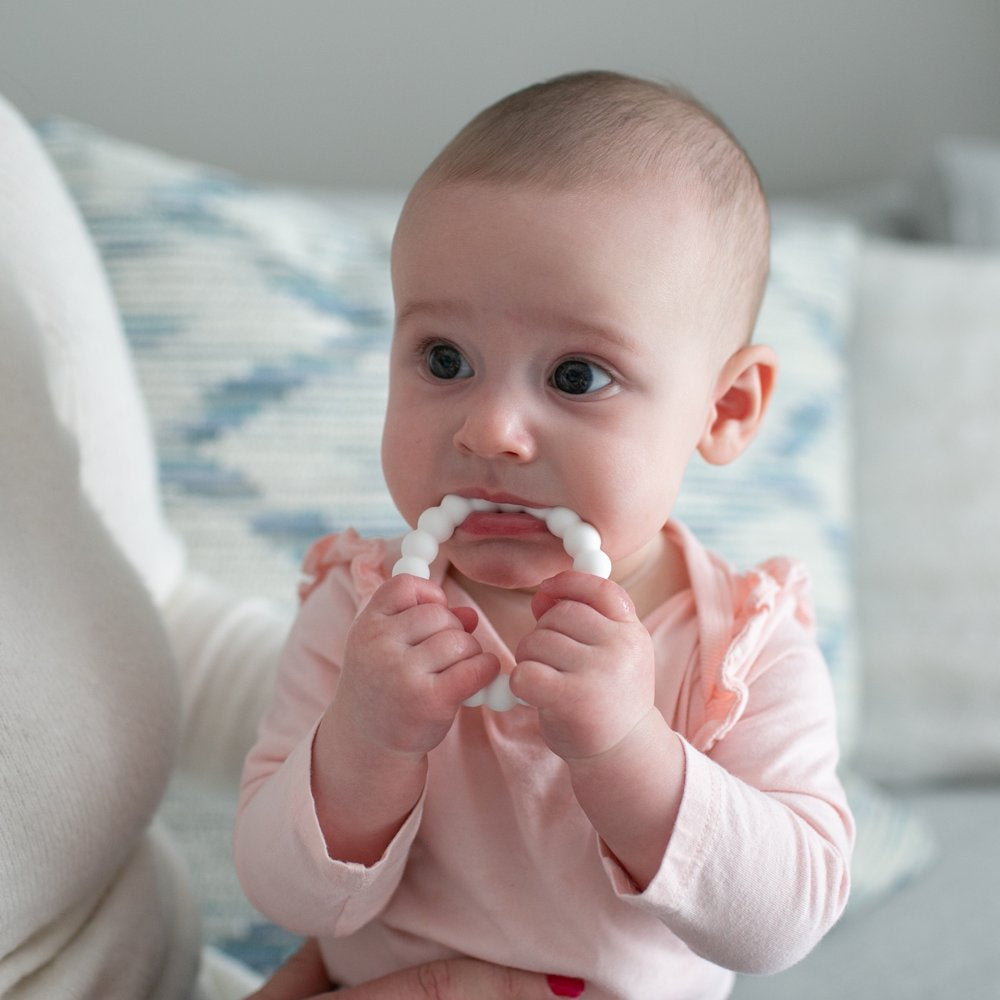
[691,556,815,753]
[298,529,389,604]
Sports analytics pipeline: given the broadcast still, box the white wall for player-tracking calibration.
[2,0,998,196]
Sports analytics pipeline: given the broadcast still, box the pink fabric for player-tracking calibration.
[236,522,852,1000]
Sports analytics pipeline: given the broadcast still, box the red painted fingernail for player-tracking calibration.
[547,974,586,997]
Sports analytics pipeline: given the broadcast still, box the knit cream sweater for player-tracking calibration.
[0,94,284,998]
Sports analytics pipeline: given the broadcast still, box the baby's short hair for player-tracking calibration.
[414,70,770,346]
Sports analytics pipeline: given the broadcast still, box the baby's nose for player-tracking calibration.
[452,390,537,461]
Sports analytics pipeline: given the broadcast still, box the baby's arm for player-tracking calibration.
[235,566,498,935]
[651,642,853,973]
[311,574,499,864]
[512,571,851,974]
[512,571,685,889]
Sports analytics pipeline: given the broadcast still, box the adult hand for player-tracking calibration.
[248,938,585,999]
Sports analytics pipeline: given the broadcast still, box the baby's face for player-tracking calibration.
[383,179,727,592]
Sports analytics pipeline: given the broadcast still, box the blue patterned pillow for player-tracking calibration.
[35,119,860,747]
[35,119,930,958]
[35,119,405,614]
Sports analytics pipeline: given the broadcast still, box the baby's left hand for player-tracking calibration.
[510,572,655,761]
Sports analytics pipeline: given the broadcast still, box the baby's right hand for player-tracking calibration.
[333,575,500,758]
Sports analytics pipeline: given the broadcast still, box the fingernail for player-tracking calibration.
[547,974,586,997]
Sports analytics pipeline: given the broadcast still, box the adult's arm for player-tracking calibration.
[0,91,288,790]
[249,939,584,1000]
[0,94,197,998]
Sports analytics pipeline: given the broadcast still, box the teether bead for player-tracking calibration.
[463,686,487,708]
[417,506,456,542]
[391,555,432,579]
[562,521,603,557]
[400,529,439,563]
[572,549,613,578]
[544,507,580,538]
[485,675,521,711]
[440,494,473,523]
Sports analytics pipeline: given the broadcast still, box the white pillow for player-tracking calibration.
[853,237,1000,783]
[923,136,1000,248]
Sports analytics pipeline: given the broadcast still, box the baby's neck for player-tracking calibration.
[449,571,540,655]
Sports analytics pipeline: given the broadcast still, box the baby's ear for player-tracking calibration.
[697,344,777,466]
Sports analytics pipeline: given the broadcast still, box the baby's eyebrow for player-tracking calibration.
[396,299,639,354]
[395,299,472,325]
[555,317,639,354]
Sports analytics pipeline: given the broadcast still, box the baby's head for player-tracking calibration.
[405,70,770,352]
[383,71,777,592]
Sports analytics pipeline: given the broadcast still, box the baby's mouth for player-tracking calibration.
[458,506,549,537]
[392,495,611,580]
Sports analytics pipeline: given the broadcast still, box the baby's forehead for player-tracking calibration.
[402,166,714,237]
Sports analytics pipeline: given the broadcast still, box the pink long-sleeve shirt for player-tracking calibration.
[235,521,853,1000]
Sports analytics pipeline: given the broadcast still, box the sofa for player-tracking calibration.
[35,120,1000,999]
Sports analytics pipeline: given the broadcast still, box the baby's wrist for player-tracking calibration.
[558,706,664,772]
[323,692,430,766]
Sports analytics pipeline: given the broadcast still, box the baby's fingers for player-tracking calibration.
[435,650,501,706]
[508,655,568,712]
[369,576,480,639]
[451,604,480,634]
[415,624,489,674]
[531,572,636,624]
[369,573,449,616]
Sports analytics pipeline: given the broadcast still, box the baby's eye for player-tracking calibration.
[425,343,473,381]
[550,358,614,396]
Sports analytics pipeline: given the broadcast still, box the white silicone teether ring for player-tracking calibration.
[391,495,612,711]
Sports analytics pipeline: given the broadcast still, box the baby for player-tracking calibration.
[235,70,853,1000]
